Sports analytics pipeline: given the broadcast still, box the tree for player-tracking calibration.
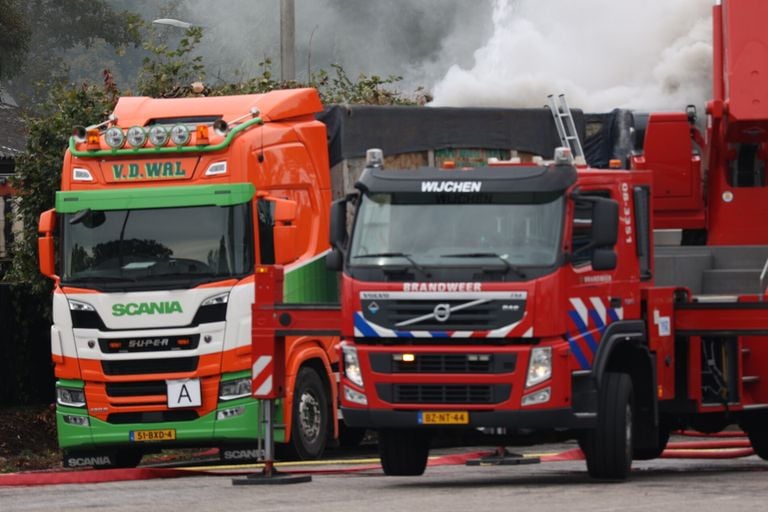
[3,0,141,108]
[0,0,32,81]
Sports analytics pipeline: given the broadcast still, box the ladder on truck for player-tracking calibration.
[548,94,586,165]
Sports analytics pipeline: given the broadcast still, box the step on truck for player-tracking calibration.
[37,89,344,468]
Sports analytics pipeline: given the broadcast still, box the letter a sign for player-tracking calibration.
[167,378,202,408]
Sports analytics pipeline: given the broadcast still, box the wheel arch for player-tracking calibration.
[593,320,657,427]
[284,339,338,442]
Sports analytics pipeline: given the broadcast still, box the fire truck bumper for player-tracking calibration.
[340,407,597,430]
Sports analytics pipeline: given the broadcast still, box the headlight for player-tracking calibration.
[104,127,125,149]
[201,292,229,306]
[170,124,191,145]
[68,299,95,312]
[220,377,251,400]
[526,346,552,387]
[126,126,147,148]
[342,343,363,387]
[343,385,368,405]
[57,387,86,407]
[148,125,169,147]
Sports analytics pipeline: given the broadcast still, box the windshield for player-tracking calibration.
[349,192,564,269]
[62,203,253,289]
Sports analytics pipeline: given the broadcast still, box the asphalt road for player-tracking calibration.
[2,443,767,512]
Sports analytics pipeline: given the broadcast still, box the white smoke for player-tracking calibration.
[429,0,713,111]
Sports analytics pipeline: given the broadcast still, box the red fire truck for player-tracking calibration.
[323,0,768,480]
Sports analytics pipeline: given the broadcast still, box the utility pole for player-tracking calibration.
[280,0,296,81]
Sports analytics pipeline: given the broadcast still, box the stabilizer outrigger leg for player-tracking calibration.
[465,446,541,466]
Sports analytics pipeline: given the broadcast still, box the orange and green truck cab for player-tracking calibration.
[38,89,340,467]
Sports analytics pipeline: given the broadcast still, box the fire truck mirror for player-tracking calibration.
[326,248,343,271]
[591,198,618,247]
[330,198,348,250]
[591,248,617,271]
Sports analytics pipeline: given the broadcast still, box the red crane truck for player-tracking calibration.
[327,0,768,480]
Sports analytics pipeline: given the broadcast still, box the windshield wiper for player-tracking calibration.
[353,252,431,277]
[440,252,527,278]
[68,275,137,283]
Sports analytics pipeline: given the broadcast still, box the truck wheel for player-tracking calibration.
[746,429,768,460]
[286,366,329,460]
[379,428,430,476]
[633,428,670,460]
[584,372,634,480]
[338,422,367,448]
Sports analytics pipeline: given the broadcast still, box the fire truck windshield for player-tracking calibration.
[61,203,254,290]
[349,192,564,270]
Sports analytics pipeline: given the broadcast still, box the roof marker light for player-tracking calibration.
[196,124,210,145]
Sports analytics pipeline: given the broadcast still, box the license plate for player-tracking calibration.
[418,411,469,425]
[167,378,201,408]
[129,429,177,442]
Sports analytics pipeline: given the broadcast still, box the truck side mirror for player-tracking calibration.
[329,198,348,250]
[591,248,617,271]
[591,198,618,247]
[326,248,343,271]
[265,197,300,265]
[38,209,58,280]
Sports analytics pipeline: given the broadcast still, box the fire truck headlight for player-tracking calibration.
[219,377,251,401]
[342,344,363,387]
[526,346,552,388]
[343,385,368,405]
[57,387,86,408]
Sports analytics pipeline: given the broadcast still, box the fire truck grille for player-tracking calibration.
[101,357,198,376]
[107,410,199,424]
[360,298,525,332]
[369,353,517,373]
[377,384,511,404]
[106,381,166,397]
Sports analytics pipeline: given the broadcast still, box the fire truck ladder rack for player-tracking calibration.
[232,265,342,486]
[548,93,586,165]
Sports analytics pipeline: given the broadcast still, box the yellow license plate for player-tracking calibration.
[129,429,176,442]
[418,411,469,425]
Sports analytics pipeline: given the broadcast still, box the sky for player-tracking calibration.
[161,0,714,112]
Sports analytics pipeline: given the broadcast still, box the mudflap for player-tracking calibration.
[62,450,118,469]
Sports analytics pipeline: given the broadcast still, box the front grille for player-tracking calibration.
[101,357,198,376]
[377,383,511,404]
[99,334,200,354]
[107,410,199,424]
[106,381,166,397]
[370,353,517,373]
[361,297,525,331]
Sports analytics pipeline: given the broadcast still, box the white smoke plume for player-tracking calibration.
[429,0,713,111]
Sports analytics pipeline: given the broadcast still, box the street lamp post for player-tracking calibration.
[280,0,295,81]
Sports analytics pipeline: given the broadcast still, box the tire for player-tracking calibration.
[633,428,670,461]
[584,372,634,480]
[747,428,768,460]
[285,367,329,460]
[379,428,430,476]
[338,423,367,448]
